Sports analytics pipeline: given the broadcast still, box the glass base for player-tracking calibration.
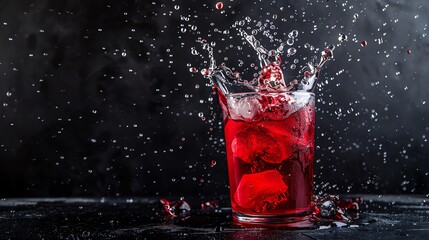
[233,211,316,228]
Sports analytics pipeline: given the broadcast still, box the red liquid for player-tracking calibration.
[221,93,315,217]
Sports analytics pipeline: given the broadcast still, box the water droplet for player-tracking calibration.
[201,68,210,76]
[191,49,199,55]
[288,30,298,38]
[174,5,180,10]
[353,13,359,19]
[286,38,294,46]
[287,47,297,56]
[338,33,347,43]
[181,28,187,33]
[189,67,198,73]
[406,50,411,55]
[121,52,127,57]
[215,2,223,10]
[6,92,12,97]
[360,41,367,47]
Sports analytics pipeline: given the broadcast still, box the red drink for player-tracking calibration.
[219,91,315,226]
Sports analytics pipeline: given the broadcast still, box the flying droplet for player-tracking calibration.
[288,30,298,38]
[361,41,367,47]
[215,2,223,10]
[174,5,180,10]
[191,49,199,55]
[406,50,411,55]
[287,47,297,56]
[201,68,210,76]
[338,33,347,43]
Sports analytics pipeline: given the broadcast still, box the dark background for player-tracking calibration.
[0,0,428,198]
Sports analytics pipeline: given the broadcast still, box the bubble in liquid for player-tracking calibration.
[361,41,367,47]
[215,2,223,10]
[288,30,298,38]
[287,47,297,56]
[286,38,294,46]
[353,13,359,19]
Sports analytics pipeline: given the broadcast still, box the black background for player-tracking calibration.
[0,0,428,198]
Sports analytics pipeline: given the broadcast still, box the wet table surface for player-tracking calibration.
[1,195,428,239]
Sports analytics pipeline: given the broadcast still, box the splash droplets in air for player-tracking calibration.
[198,21,342,96]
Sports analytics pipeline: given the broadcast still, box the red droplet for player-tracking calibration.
[210,160,216,167]
[215,2,223,10]
[406,49,411,55]
[189,67,198,73]
[201,68,210,76]
[360,41,367,47]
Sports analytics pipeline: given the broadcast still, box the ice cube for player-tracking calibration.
[232,128,288,164]
[320,200,336,218]
[258,93,295,120]
[227,95,262,121]
[231,132,254,163]
[160,198,191,217]
[259,120,310,154]
[234,170,288,212]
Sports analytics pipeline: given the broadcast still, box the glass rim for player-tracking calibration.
[225,91,315,97]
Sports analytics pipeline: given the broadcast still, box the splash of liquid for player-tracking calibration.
[200,29,337,97]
